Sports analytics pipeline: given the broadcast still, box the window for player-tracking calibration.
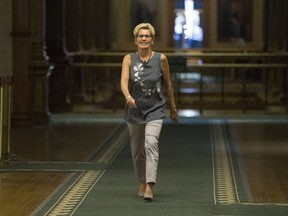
[174,0,203,48]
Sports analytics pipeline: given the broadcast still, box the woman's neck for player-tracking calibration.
[137,49,151,57]
[137,49,153,64]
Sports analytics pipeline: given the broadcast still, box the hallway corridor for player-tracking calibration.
[0,113,288,215]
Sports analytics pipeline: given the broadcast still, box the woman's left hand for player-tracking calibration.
[170,109,178,124]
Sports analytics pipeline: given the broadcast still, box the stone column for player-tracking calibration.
[94,0,111,50]
[81,0,95,50]
[46,0,70,112]
[65,0,82,52]
[11,0,33,126]
[30,0,51,124]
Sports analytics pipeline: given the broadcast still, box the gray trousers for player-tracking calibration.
[127,119,163,184]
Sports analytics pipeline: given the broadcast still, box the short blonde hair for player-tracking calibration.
[133,23,156,38]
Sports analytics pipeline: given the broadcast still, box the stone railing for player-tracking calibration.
[67,51,288,114]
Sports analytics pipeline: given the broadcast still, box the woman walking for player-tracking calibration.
[121,23,177,201]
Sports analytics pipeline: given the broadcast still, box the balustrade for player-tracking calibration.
[66,51,288,114]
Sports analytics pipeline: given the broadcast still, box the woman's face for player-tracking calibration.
[135,29,154,49]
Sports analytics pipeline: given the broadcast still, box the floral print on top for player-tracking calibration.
[133,62,161,96]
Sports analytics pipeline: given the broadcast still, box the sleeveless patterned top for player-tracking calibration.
[124,52,166,124]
